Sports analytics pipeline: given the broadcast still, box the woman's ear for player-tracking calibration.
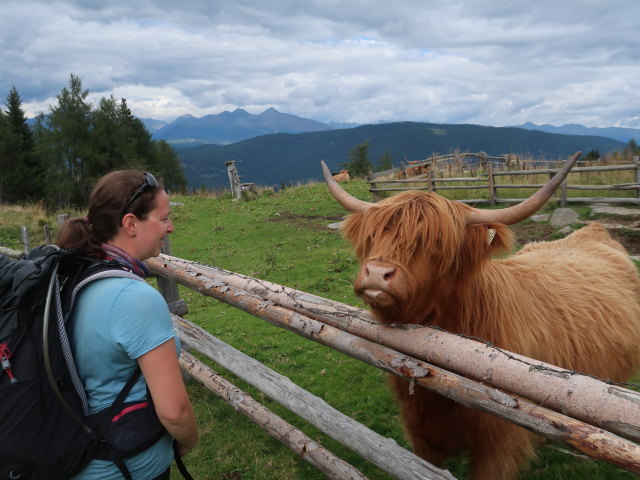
[120,213,138,237]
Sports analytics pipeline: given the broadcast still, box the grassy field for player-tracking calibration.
[1,179,639,480]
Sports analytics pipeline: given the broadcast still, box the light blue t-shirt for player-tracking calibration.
[70,276,179,480]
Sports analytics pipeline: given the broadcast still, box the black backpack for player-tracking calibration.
[0,246,192,480]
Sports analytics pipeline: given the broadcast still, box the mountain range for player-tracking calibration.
[28,108,638,190]
[148,108,331,145]
[514,122,640,144]
[172,121,628,190]
[143,108,640,146]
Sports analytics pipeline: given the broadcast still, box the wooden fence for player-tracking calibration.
[4,226,640,478]
[368,156,640,205]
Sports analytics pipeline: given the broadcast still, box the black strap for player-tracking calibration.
[97,367,142,480]
[113,366,143,410]
[173,439,195,480]
[110,453,134,480]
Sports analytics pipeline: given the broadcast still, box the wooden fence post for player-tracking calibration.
[560,178,568,207]
[225,160,243,200]
[487,163,495,205]
[155,237,189,316]
[20,226,30,255]
[369,174,381,202]
[426,169,433,192]
[57,214,69,226]
[43,225,52,245]
[635,156,640,199]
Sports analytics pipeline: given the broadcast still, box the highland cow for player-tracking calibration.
[321,152,640,480]
[332,170,350,182]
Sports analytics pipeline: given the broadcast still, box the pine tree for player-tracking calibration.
[42,74,94,207]
[346,141,372,177]
[378,150,394,171]
[7,75,188,207]
[1,86,43,202]
[155,140,187,192]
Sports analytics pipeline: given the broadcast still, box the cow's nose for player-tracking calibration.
[364,263,396,286]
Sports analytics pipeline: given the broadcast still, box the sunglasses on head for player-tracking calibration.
[121,172,159,214]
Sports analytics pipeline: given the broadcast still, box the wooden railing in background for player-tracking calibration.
[368,156,640,205]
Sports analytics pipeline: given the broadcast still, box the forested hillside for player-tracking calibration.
[176,121,626,189]
[0,75,186,208]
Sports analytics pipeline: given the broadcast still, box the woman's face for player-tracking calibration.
[135,189,174,260]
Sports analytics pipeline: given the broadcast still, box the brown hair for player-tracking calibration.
[56,170,161,256]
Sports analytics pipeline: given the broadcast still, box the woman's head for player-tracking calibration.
[57,170,170,258]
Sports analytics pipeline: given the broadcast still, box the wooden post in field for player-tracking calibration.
[43,225,52,245]
[426,169,434,192]
[369,173,381,202]
[57,214,69,226]
[20,226,30,255]
[154,236,188,316]
[560,178,568,207]
[225,160,243,200]
[487,163,496,205]
[635,156,640,199]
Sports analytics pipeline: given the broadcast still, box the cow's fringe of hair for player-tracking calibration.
[341,191,513,278]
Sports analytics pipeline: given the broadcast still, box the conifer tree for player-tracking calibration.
[155,139,187,192]
[378,150,393,171]
[1,86,43,202]
[41,73,94,207]
[346,141,372,177]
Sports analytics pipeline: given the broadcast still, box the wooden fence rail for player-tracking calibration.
[145,255,640,475]
[178,349,371,480]
[4,224,640,477]
[368,156,640,205]
[176,316,454,480]
[150,255,640,442]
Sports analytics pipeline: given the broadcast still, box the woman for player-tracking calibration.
[57,170,198,480]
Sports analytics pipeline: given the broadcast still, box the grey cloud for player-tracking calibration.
[1,0,639,128]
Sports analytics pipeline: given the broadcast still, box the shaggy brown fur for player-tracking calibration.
[340,191,640,480]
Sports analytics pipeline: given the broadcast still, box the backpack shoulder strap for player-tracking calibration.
[50,255,144,419]
[65,263,143,316]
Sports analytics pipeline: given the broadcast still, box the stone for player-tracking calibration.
[549,208,580,227]
[589,204,640,218]
[530,214,551,223]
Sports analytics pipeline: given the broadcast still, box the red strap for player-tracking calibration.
[111,402,149,422]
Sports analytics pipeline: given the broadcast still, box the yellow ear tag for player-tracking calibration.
[487,228,497,245]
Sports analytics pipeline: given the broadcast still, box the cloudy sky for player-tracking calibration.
[2,0,639,128]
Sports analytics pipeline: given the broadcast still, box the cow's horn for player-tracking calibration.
[466,151,582,225]
[321,161,374,213]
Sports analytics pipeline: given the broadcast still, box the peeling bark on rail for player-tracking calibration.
[179,350,370,480]
[157,261,640,474]
[147,254,640,445]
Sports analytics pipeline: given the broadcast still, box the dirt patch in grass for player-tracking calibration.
[510,222,557,247]
[606,228,640,256]
[267,212,344,231]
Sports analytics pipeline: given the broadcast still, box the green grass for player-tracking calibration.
[1,180,639,480]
